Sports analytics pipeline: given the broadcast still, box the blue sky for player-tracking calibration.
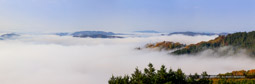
[0,0,254,33]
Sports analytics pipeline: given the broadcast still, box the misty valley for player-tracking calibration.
[0,31,254,84]
[110,31,255,84]
[1,0,255,84]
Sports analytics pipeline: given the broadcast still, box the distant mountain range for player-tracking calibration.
[72,31,115,36]
[55,31,123,38]
[168,31,228,36]
[0,33,20,40]
[135,30,160,33]
[56,33,69,36]
[55,31,230,38]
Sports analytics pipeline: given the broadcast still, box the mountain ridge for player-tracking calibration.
[168,31,228,36]
[145,31,255,56]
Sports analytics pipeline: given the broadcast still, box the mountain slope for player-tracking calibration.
[145,41,185,50]
[145,31,255,56]
[172,31,255,55]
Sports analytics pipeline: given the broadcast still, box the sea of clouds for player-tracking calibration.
[0,34,254,84]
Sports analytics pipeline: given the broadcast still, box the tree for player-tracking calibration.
[109,63,212,84]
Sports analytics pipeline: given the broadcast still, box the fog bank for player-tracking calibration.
[0,34,253,84]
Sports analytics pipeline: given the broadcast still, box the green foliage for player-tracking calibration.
[109,63,212,84]
[109,63,255,84]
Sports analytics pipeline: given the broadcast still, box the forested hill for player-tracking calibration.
[145,31,255,56]
[172,31,255,55]
[145,41,185,50]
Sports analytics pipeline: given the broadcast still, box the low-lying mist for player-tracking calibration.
[0,34,254,84]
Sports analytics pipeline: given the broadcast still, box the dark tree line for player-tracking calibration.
[109,63,212,84]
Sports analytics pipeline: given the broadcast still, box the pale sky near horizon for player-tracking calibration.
[0,0,254,33]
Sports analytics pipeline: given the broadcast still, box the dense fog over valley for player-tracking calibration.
[0,0,254,83]
[0,33,254,84]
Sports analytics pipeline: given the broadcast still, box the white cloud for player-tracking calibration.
[0,34,253,84]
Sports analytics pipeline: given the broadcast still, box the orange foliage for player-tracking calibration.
[146,41,184,50]
[247,69,255,75]
[185,44,195,49]
[220,69,255,76]
[232,70,246,76]
[183,36,225,49]
[208,36,225,44]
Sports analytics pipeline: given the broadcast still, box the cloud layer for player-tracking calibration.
[0,34,253,84]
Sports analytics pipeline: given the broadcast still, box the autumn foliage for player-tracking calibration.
[146,41,185,50]
[109,63,255,84]
[172,31,255,55]
[218,69,255,78]
[144,31,255,56]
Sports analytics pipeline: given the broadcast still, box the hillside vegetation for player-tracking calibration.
[218,69,255,78]
[146,31,255,56]
[109,63,255,84]
[172,31,255,55]
[109,63,212,84]
[146,41,185,50]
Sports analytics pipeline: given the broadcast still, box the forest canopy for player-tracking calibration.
[109,63,211,84]
[146,31,255,56]
[109,63,255,84]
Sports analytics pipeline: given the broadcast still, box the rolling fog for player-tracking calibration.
[0,34,254,84]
